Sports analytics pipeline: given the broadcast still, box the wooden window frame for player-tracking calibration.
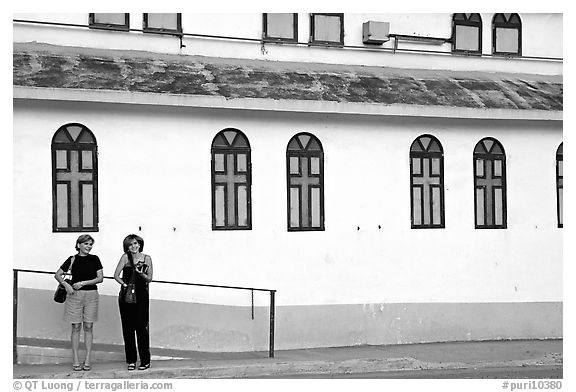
[309,13,344,47]
[211,129,252,231]
[263,13,298,43]
[492,13,522,56]
[89,13,130,31]
[286,132,325,232]
[143,13,182,35]
[452,13,483,55]
[473,137,507,229]
[409,134,445,229]
[556,142,563,228]
[51,123,99,233]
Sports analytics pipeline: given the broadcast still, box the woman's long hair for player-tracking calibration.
[122,234,144,267]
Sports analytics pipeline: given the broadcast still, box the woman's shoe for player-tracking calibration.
[82,363,91,371]
[138,363,150,371]
[72,364,82,371]
[127,363,136,371]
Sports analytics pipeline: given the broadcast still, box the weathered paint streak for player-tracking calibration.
[13,43,562,111]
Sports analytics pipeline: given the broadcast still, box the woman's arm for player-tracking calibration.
[72,269,104,290]
[114,255,128,287]
[54,267,75,294]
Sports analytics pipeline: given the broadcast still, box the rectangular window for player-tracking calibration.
[214,185,226,227]
[143,13,182,34]
[454,25,480,52]
[432,186,441,225]
[310,186,321,228]
[236,154,247,173]
[263,13,298,42]
[289,157,300,175]
[56,183,69,229]
[89,13,129,30]
[289,187,300,228]
[81,150,93,170]
[494,187,504,226]
[310,13,344,46]
[495,28,519,54]
[412,187,422,226]
[56,150,68,170]
[81,183,94,228]
[237,185,248,227]
[476,188,485,226]
[412,158,421,175]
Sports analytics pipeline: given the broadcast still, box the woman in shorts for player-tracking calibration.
[54,234,103,371]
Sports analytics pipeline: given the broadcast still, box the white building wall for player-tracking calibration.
[13,100,563,307]
[13,13,563,75]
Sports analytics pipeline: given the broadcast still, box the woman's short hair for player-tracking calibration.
[75,234,95,250]
[123,234,145,254]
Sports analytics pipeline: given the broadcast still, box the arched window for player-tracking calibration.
[556,143,563,228]
[410,135,445,228]
[452,13,482,54]
[287,132,324,231]
[492,13,522,56]
[211,129,252,230]
[474,138,507,229]
[51,123,98,232]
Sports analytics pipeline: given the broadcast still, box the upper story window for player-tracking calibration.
[310,13,344,46]
[556,142,563,228]
[287,133,325,231]
[473,138,507,229]
[89,13,129,31]
[452,13,482,54]
[143,13,182,34]
[211,129,252,230]
[410,135,445,229]
[263,13,298,42]
[52,123,99,232]
[492,13,522,56]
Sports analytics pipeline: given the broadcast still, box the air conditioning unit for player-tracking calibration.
[362,21,390,44]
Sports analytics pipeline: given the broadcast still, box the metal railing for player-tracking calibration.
[13,268,276,363]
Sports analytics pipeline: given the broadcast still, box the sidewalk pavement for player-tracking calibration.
[13,339,562,379]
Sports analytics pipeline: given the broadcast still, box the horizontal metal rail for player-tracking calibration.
[13,268,276,362]
[13,18,563,62]
[14,268,276,292]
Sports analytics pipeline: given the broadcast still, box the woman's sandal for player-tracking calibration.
[82,363,91,371]
[127,363,136,371]
[72,364,82,371]
[138,363,150,371]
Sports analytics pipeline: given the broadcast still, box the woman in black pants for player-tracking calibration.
[114,234,154,371]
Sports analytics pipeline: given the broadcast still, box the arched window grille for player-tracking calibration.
[452,13,483,54]
[474,137,507,229]
[51,123,98,232]
[492,13,522,56]
[556,143,563,228]
[211,129,252,230]
[287,132,324,231]
[410,134,445,228]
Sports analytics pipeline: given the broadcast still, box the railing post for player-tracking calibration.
[13,270,18,364]
[269,290,275,358]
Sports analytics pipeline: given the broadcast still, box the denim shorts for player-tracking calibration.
[64,289,99,323]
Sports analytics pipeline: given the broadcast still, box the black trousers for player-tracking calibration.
[118,298,150,365]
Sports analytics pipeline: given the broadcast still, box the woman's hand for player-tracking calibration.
[72,281,84,290]
[65,282,76,295]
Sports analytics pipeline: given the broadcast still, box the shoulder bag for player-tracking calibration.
[121,264,137,304]
[53,255,75,303]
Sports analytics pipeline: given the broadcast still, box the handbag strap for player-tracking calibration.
[126,257,137,285]
[65,255,76,276]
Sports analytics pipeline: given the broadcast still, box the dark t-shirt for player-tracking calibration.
[60,254,103,291]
